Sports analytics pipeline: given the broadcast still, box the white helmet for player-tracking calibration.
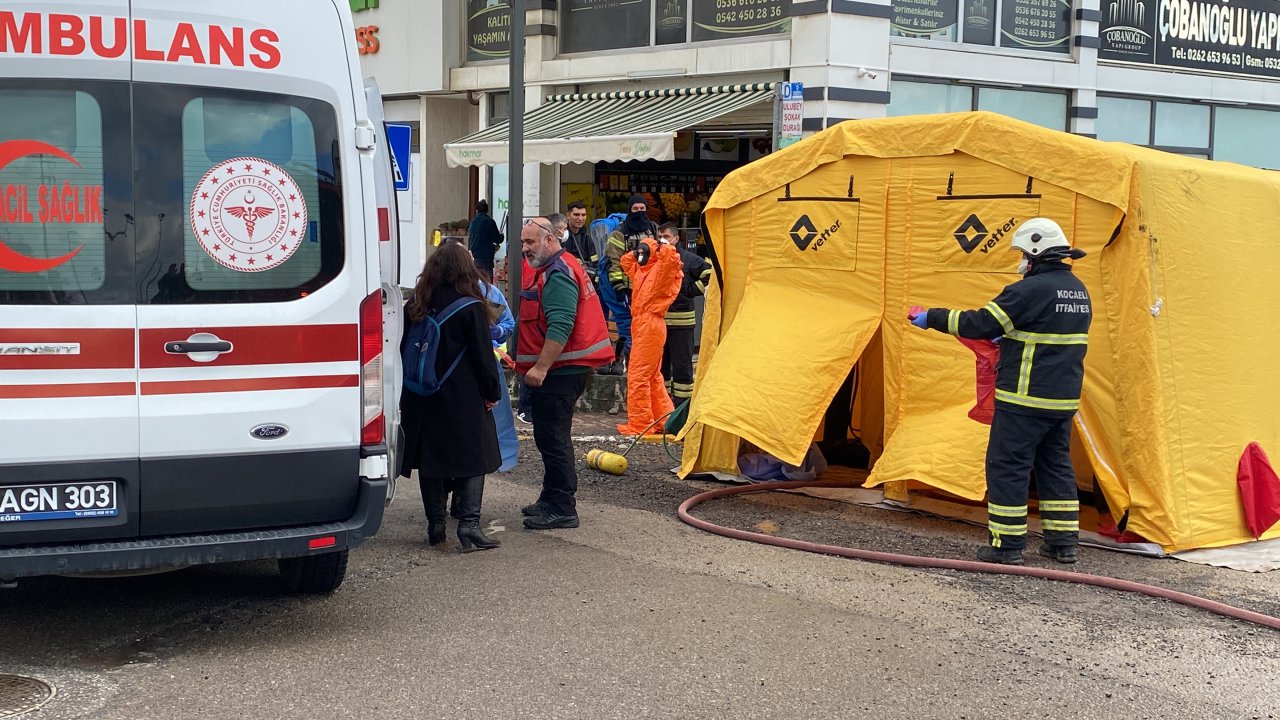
[1011,217,1071,257]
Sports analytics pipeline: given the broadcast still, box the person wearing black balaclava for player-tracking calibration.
[602,194,658,370]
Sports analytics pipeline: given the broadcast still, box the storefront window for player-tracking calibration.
[1213,107,1280,169]
[558,0,791,53]
[561,0,650,53]
[1096,97,1151,144]
[977,87,1067,130]
[488,91,510,123]
[887,81,1066,129]
[1154,102,1210,150]
[891,0,1071,53]
[887,81,973,116]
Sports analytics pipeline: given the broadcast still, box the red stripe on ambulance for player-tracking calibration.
[0,382,135,399]
[141,374,359,396]
[0,328,134,370]
[139,324,358,368]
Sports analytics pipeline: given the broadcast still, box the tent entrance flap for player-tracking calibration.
[686,281,883,468]
[444,84,777,167]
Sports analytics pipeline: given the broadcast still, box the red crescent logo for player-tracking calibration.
[0,139,86,273]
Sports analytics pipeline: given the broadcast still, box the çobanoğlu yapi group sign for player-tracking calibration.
[1102,0,1280,76]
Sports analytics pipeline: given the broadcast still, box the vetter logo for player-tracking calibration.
[789,215,841,252]
[954,214,1017,254]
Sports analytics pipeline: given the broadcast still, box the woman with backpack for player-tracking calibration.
[400,242,504,552]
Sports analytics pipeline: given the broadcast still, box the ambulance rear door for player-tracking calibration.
[363,77,403,496]
[0,0,140,546]
[129,0,371,535]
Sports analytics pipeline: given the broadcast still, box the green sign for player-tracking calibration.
[692,0,791,42]
[350,0,379,12]
[467,0,512,61]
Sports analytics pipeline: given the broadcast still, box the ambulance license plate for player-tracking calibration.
[0,481,119,523]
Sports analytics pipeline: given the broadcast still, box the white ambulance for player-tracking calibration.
[0,0,403,592]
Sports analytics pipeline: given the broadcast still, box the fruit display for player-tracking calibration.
[659,192,687,217]
[641,192,661,222]
[591,171,727,228]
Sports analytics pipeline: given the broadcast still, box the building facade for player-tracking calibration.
[352,0,1280,263]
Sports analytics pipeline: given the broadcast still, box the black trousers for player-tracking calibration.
[530,371,589,516]
[985,407,1080,551]
[517,376,533,416]
[661,326,695,402]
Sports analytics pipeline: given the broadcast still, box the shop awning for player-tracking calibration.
[444,83,777,167]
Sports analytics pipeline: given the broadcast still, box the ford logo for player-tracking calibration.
[250,424,289,440]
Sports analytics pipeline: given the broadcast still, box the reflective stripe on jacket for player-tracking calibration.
[926,262,1092,415]
[665,247,710,328]
[515,251,613,372]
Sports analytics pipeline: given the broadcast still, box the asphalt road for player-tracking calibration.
[2,430,1279,719]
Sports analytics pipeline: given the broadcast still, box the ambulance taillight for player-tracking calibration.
[359,289,385,447]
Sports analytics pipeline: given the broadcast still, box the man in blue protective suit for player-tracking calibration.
[908,217,1092,566]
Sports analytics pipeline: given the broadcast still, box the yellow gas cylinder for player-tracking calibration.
[586,448,628,476]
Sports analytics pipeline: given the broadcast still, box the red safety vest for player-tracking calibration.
[516,251,613,373]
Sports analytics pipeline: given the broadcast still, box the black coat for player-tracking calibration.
[399,288,503,479]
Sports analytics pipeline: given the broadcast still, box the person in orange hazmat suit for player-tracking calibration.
[617,234,684,436]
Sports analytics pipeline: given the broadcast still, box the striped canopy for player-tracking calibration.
[444,83,777,167]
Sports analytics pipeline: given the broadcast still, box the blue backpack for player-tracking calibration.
[402,297,480,397]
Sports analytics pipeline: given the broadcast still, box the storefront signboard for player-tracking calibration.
[963,0,997,44]
[561,0,651,53]
[467,0,511,61]
[891,0,1069,49]
[692,0,791,42]
[892,0,959,38]
[999,0,1072,51]
[656,0,689,44]
[1100,0,1280,78]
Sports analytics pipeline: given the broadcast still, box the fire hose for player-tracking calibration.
[677,479,1280,632]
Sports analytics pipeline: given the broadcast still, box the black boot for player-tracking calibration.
[455,475,500,553]
[447,477,463,520]
[419,475,448,546]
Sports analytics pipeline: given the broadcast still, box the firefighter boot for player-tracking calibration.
[976,545,1025,565]
[1038,543,1079,564]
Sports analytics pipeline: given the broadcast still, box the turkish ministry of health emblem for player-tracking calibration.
[189,156,307,272]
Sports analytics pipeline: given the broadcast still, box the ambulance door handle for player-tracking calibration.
[165,341,232,354]
[163,332,234,362]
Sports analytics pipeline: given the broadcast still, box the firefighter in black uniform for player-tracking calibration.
[658,223,710,417]
[909,217,1091,566]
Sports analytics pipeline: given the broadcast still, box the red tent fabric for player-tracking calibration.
[1237,442,1280,539]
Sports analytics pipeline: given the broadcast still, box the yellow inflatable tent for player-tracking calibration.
[680,111,1280,553]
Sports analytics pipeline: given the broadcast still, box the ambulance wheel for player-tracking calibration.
[279,550,349,594]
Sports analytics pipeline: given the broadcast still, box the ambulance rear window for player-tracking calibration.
[134,85,344,304]
[0,89,112,298]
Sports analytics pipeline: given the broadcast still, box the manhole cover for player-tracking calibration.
[0,675,54,718]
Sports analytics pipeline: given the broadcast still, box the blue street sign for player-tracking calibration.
[781,81,803,101]
[385,123,411,192]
